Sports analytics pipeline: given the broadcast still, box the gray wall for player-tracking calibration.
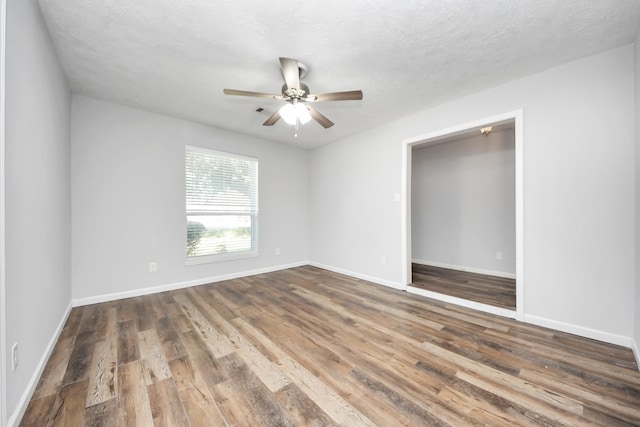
[309,128,402,288]
[310,45,635,342]
[411,129,515,274]
[71,96,309,301]
[5,0,71,421]
[634,31,640,361]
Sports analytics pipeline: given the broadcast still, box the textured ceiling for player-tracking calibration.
[37,0,640,149]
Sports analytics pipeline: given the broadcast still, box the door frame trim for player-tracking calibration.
[1,0,8,424]
[400,110,524,321]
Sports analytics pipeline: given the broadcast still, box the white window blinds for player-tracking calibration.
[185,146,258,261]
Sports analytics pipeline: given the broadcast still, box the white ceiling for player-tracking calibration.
[37,0,640,149]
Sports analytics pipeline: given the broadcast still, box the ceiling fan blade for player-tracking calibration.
[262,111,281,126]
[307,90,363,102]
[223,89,282,100]
[306,105,334,128]
[279,57,300,90]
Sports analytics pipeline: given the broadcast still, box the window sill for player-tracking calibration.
[185,251,258,266]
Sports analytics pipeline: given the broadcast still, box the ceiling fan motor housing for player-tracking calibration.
[282,83,310,101]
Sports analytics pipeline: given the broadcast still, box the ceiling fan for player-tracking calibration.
[223,57,363,131]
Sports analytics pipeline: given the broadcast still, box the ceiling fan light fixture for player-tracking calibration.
[279,102,311,125]
[279,103,296,125]
[295,103,312,124]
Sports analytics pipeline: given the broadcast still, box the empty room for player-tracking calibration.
[3,0,640,426]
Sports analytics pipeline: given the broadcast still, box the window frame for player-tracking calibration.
[184,145,258,265]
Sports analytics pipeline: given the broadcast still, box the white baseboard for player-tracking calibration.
[523,314,633,349]
[7,302,72,427]
[630,338,640,372]
[406,286,518,319]
[412,259,516,279]
[308,262,404,291]
[72,261,309,307]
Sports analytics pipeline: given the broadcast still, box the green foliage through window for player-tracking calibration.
[186,221,206,256]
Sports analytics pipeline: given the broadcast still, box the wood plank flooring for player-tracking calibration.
[412,263,517,310]
[20,266,640,426]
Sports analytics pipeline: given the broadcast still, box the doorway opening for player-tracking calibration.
[401,111,524,320]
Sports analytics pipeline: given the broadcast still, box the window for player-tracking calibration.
[185,146,258,264]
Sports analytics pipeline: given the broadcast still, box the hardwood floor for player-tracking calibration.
[20,266,640,426]
[411,263,517,310]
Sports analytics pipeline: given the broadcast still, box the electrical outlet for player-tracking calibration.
[381,256,387,265]
[275,248,281,255]
[149,262,157,272]
[11,342,18,372]
[496,251,503,260]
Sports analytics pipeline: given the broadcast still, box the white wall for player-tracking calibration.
[310,45,635,342]
[4,0,71,422]
[71,96,309,301]
[411,129,515,274]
